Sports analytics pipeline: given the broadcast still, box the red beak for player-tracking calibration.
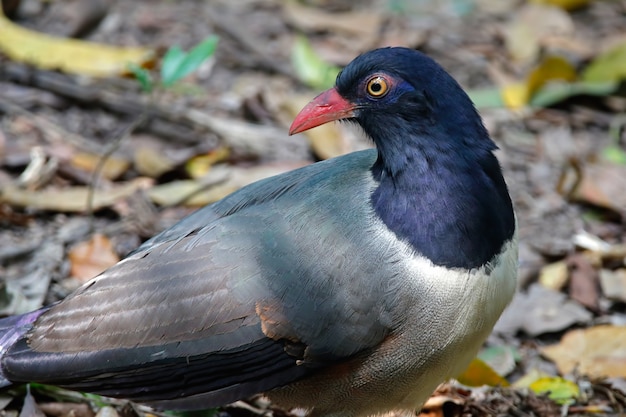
[289,88,356,135]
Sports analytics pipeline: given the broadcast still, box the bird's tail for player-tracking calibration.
[0,309,47,388]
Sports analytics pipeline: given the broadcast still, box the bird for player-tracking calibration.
[0,47,517,417]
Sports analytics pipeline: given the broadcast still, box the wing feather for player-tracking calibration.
[3,150,397,406]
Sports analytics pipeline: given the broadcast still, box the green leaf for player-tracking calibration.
[477,345,519,376]
[583,43,626,83]
[467,87,505,109]
[529,376,579,405]
[605,117,626,165]
[602,146,626,165]
[530,81,619,108]
[169,35,219,86]
[28,384,110,408]
[161,45,186,86]
[81,392,111,409]
[127,63,153,92]
[291,35,340,91]
[161,35,219,87]
[468,80,618,110]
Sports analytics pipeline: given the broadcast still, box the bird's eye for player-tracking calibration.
[366,76,389,98]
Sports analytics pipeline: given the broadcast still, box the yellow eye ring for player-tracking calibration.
[366,76,389,97]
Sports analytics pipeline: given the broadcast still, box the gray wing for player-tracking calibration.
[2,150,397,408]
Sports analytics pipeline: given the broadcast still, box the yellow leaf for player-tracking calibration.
[538,260,569,291]
[513,368,552,389]
[527,56,577,97]
[71,152,130,180]
[456,357,509,387]
[185,147,230,179]
[0,7,154,77]
[502,56,576,109]
[529,0,592,11]
[529,377,579,405]
[501,83,528,109]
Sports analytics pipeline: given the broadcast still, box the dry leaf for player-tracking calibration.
[149,163,307,207]
[504,18,539,65]
[19,386,45,417]
[420,393,464,417]
[0,7,154,77]
[542,325,626,378]
[599,269,626,303]
[69,234,120,282]
[134,147,177,178]
[475,0,520,15]
[494,283,592,336]
[71,152,130,180]
[504,4,573,64]
[185,109,310,162]
[95,406,118,417]
[538,260,569,291]
[283,2,383,39]
[0,178,152,212]
[39,402,96,417]
[560,161,626,215]
[148,179,218,207]
[567,253,599,311]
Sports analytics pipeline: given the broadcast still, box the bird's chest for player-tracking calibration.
[371,161,515,271]
[385,236,518,407]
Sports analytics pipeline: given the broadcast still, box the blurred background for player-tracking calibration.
[0,0,625,416]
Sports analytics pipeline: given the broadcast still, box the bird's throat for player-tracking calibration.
[370,146,515,270]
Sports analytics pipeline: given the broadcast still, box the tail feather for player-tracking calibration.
[0,309,47,388]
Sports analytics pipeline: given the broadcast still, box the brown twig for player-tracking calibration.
[85,114,146,230]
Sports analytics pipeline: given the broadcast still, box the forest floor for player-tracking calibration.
[1,0,626,416]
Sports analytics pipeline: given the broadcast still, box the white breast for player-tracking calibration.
[383,229,519,410]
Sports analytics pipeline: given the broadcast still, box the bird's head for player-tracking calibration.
[290,47,495,176]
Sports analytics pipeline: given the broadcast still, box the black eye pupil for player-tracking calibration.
[367,77,387,97]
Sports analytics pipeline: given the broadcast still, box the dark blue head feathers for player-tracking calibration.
[336,47,515,269]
